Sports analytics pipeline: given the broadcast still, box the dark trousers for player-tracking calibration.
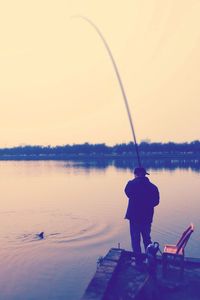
[129,220,152,262]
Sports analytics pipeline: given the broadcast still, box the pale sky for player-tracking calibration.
[0,0,199,147]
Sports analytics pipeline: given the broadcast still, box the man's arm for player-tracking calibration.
[152,185,160,207]
[124,181,132,198]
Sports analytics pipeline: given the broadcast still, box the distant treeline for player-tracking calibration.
[0,141,199,157]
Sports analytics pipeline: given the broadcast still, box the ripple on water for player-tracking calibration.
[0,212,114,249]
[45,214,113,247]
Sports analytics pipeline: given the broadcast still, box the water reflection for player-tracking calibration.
[0,161,199,300]
[64,158,200,172]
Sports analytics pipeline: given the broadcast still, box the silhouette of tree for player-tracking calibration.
[0,141,199,157]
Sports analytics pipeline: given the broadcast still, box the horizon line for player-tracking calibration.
[0,140,199,149]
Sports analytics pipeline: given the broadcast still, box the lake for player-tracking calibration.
[0,161,199,300]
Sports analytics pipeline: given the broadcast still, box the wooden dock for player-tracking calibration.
[81,248,200,300]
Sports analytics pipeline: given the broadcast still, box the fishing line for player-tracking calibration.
[72,16,141,166]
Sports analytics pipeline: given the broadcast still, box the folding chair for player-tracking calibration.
[162,223,194,277]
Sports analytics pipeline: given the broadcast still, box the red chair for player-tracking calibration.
[162,223,194,277]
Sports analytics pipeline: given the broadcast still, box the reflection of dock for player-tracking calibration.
[81,248,200,300]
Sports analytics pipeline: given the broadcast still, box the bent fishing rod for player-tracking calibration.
[73,16,141,167]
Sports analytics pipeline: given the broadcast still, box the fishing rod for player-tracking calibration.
[73,16,141,167]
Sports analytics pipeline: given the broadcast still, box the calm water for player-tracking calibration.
[0,161,199,300]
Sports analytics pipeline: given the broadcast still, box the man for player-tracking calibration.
[124,167,159,265]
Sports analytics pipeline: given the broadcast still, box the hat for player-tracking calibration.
[134,167,149,176]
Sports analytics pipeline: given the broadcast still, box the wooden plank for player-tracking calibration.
[81,248,124,300]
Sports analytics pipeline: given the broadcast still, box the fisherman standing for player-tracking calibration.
[124,167,160,265]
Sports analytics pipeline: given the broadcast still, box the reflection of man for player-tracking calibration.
[124,167,160,265]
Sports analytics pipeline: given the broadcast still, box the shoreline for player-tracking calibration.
[0,153,199,160]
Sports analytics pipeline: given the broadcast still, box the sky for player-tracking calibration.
[0,0,199,147]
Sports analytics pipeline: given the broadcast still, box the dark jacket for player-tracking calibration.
[124,176,159,224]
